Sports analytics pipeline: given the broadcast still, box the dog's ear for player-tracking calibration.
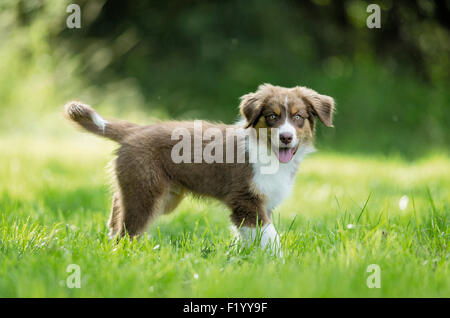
[298,87,335,127]
[239,92,263,128]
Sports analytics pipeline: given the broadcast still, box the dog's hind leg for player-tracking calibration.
[114,151,166,239]
[118,183,166,239]
[107,192,122,238]
[117,184,165,239]
[161,186,185,215]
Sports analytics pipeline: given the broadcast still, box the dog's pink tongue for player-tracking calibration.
[277,148,295,163]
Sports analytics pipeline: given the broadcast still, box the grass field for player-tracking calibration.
[0,134,448,297]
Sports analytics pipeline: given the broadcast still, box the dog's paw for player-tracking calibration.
[237,223,284,258]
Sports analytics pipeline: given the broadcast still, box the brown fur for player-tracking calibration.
[64,84,335,239]
[239,84,334,153]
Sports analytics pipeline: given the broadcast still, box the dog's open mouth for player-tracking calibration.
[273,146,298,163]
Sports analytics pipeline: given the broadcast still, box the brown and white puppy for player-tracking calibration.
[65,83,335,256]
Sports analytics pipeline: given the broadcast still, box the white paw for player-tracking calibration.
[238,223,283,257]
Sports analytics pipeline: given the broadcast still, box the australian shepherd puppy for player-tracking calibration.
[65,83,335,256]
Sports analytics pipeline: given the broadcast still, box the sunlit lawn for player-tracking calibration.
[0,135,448,297]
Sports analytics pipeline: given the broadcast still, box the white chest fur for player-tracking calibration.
[250,144,314,213]
[235,120,315,214]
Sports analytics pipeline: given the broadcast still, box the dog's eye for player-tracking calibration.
[293,115,301,120]
[267,114,277,120]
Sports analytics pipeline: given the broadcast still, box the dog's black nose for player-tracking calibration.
[280,132,293,144]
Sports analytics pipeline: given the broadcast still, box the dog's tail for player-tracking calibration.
[64,101,138,143]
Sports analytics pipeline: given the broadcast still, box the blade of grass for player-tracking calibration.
[357,192,372,224]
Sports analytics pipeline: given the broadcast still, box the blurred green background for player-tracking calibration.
[0,0,449,298]
[0,0,448,157]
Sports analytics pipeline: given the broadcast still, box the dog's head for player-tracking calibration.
[239,83,335,163]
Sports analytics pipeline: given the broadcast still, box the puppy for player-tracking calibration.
[65,83,335,256]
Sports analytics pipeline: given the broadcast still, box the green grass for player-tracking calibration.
[0,135,448,297]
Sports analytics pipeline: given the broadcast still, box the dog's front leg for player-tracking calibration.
[238,223,283,257]
[229,196,283,257]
